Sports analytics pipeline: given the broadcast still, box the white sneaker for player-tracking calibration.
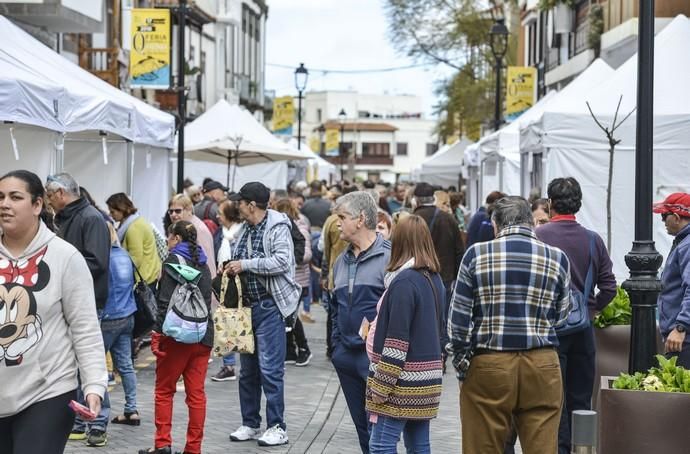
[257,425,289,446]
[229,425,260,442]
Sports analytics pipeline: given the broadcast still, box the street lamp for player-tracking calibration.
[622,0,662,373]
[294,63,309,150]
[489,18,509,132]
[338,108,346,182]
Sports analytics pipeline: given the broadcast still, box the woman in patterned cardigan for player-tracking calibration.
[365,215,445,454]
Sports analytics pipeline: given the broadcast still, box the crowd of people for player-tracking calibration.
[0,169,688,454]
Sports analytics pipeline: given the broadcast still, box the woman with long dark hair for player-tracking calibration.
[366,215,445,454]
[139,221,213,454]
[0,170,107,453]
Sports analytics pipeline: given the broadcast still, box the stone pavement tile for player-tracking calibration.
[65,304,523,453]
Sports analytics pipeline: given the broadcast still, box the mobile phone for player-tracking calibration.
[69,400,97,420]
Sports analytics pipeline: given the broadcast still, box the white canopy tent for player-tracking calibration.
[0,15,174,227]
[182,100,314,190]
[174,159,289,192]
[519,15,690,279]
[416,137,474,188]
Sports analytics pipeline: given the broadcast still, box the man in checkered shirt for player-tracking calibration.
[448,196,571,453]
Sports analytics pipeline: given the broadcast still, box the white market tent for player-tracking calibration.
[519,14,690,279]
[182,100,314,189]
[0,15,174,227]
[175,159,290,192]
[417,137,474,188]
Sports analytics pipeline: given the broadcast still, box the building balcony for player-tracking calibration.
[320,155,394,166]
[0,0,104,33]
[78,45,118,87]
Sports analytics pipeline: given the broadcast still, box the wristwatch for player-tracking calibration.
[675,324,686,334]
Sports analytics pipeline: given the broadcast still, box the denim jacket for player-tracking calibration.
[102,246,136,320]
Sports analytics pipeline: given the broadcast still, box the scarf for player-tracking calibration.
[171,241,207,265]
[384,257,416,289]
[116,213,140,244]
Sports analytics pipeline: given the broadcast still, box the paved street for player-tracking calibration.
[65,305,522,454]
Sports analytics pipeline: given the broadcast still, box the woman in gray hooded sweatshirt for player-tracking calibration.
[0,170,107,453]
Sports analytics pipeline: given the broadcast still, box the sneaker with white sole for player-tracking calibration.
[229,425,260,442]
[257,425,288,446]
[295,349,313,367]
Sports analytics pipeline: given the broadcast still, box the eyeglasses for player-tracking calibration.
[168,208,183,215]
[662,212,675,221]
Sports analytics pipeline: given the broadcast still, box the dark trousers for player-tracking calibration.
[324,291,333,356]
[440,281,453,355]
[666,346,690,368]
[557,325,595,454]
[332,345,371,454]
[0,389,77,454]
[286,317,310,356]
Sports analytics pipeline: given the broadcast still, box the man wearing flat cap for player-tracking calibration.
[194,180,228,232]
[655,192,690,367]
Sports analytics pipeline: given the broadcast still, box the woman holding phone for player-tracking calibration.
[0,170,107,453]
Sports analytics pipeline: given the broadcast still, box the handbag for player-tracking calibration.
[132,263,158,338]
[212,271,254,356]
[556,231,596,336]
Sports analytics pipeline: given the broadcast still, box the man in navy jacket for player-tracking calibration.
[330,191,391,454]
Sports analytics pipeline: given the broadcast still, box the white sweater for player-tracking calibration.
[0,222,107,417]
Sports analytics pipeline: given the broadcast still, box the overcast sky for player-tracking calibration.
[265,0,453,118]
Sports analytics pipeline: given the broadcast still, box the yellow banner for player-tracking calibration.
[505,66,536,117]
[272,96,294,135]
[325,129,340,156]
[308,136,321,154]
[130,8,171,89]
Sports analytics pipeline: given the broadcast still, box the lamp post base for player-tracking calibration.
[622,240,663,373]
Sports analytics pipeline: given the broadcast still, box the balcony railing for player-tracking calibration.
[320,155,394,166]
[79,46,118,87]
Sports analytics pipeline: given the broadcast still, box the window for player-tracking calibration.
[316,108,322,123]
[362,143,390,157]
[426,143,438,156]
[396,142,408,156]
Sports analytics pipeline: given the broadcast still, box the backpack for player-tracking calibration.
[289,219,306,265]
[161,255,209,343]
[203,202,219,236]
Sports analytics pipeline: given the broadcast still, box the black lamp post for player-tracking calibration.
[338,108,346,181]
[489,18,509,132]
[176,0,188,194]
[294,63,309,150]
[622,0,662,373]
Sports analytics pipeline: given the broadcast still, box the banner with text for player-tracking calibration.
[325,129,340,156]
[130,8,171,89]
[272,96,295,135]
[505,66,536,120]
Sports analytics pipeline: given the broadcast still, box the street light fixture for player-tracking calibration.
[489,18,509,132]
[622,0,662,373]
[338,108,346,182]
[294,63,309,150]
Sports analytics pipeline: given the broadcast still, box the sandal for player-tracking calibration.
[137,447,171,454]
[111,411,141,426]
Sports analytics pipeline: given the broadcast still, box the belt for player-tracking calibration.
[473,346,556,357]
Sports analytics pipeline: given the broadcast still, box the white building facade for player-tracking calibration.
[298,91,438,183]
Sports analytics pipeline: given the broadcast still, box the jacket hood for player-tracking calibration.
[0,221,56,260]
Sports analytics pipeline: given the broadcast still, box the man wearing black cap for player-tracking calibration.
[225,182,301,447]
[194,180,228,233]
[413,182,465,368]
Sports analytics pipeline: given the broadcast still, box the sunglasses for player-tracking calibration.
[168,208,183,215]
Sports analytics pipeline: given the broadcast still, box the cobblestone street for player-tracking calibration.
[64,305,523,453]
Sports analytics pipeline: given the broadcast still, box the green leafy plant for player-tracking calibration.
[613,355,690,393]
[593,286,632,328]
[538,0,576,11]
[588,4,604,57]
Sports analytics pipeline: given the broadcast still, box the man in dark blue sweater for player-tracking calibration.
[466,191,505,247]
[536,177,616,454]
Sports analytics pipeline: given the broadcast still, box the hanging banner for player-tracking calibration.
[325,129,340,156]
[505,66,536,120]
[130,8,171,89]
[308,136,321,154]
[272,96,295,136]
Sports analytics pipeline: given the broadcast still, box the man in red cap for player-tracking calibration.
[654,192,690,367]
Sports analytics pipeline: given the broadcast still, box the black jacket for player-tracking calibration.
[414,205,465,285]
[55,197,111,309]
[155,253,214,347]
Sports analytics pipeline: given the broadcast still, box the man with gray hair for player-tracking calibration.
[329,191,391,454]
[45,172,111,447]
[448,196,571,453]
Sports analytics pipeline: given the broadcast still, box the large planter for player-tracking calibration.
[599,376,690,453]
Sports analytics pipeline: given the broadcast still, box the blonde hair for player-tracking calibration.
[107,222,119,246]
[170,194,193,210]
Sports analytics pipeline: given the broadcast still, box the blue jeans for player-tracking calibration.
[239,298,286,429]
[101,315,137,414]
[223,353,236,367]
[369,416,431,454]
[302,286,311,313]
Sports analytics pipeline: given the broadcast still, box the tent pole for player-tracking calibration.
[231,149,239,191]
[226,150,231,189]
[176,0,187,194]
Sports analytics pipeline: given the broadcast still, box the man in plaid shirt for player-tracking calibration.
[448,196,571,453]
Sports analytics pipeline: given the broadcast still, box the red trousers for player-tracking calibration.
[153,336,211,454]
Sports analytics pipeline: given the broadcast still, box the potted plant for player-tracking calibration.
[599,356,690,452]
[539,0,576,34]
